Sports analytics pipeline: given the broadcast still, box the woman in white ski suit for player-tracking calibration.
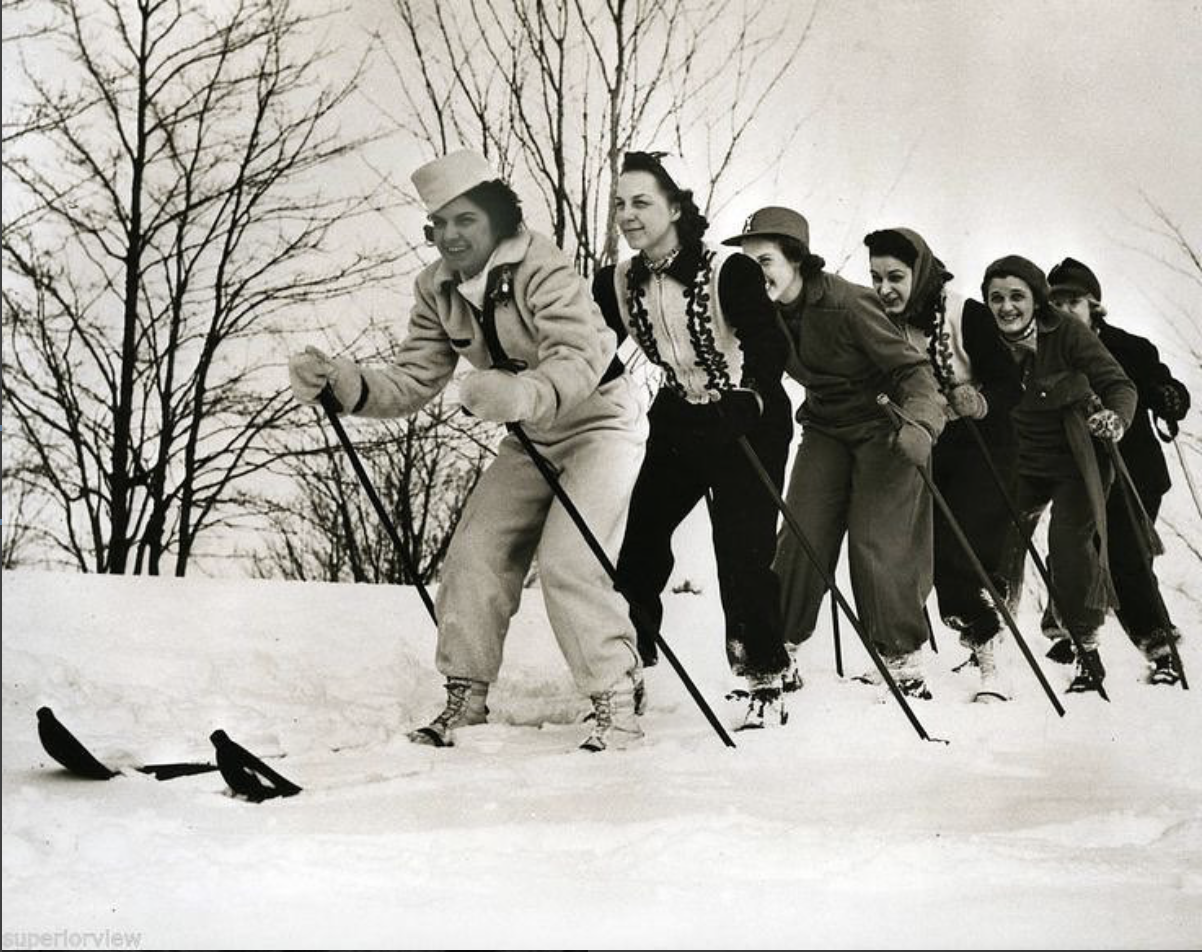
[288,150,647,751]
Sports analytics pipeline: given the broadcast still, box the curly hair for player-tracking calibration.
[461,179,524,238]
[621,151,709,248]
[424,178,524,244]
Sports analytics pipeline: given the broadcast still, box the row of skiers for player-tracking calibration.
[288,149,1192,751]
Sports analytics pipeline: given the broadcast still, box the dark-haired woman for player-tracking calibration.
[289,150,648,751]
[1047,257,1190,685]
[982,256,1136,694]
[726,208,947,699]
[591,151,793,728]
[864,228,1022,700]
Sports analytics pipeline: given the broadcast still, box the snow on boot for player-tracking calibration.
[1041,603,1075,664]
[951,652,978,675]
[408,677,489,747]
[782,643,804,694]
[633,668,647,716]
[888,650,932,700]
[1142,630,1183,686]
[1066,649,1106,694]
[1045,637,1075,665]
[579,676,643,752]
[734,674,787,730]
[972,639,1010,702]
[1147,653,1183,687]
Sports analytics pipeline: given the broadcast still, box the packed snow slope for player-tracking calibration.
[3,548,1200,949]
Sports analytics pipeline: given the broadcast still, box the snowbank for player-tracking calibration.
[3,562,1200,950]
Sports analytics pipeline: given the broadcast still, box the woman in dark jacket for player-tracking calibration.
[592,151,794,729]
[1046,257,1190,685]
[865,228,1022,701]
[985,256,1137,694]
[726,207,947,700]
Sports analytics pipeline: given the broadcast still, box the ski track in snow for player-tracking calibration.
[3,558,1201,949]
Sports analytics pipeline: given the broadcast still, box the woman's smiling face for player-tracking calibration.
[429,194,498,279]
[986,275,1037,333]
[614,170,680,258]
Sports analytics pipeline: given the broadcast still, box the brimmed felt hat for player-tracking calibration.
[722,206,810,249]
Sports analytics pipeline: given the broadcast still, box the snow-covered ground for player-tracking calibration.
[3,512,1201,950]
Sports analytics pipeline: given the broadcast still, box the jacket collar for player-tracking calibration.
[434,228,533,292]
[802,270,829,306]
[629,241,706,285]
[1035,306,1065,334]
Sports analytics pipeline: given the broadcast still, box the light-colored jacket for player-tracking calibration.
[356,229,627,439]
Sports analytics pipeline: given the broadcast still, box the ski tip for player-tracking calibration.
[36,707,119,780]
[210,728,302,802]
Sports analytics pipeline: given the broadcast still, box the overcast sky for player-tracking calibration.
[334,0,1201,367]
[754,0,1202,346]
[6,0,1200,367]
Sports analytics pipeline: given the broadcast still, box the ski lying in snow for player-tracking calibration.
[37,707,218,782]
[37,709,303,800]
[37,707,119,779]
[210,730,302,802]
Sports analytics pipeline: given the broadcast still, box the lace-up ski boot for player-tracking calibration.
[580,675,643,752]
[887,649,932,700]
[1142,630,1184,686]
[972,638,1010,702]
[782,643,804,693]
[1066,649,1106,694]
[725,673,787,729]
[408,677,489,747]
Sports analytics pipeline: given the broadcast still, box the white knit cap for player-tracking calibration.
[411,149,498,215]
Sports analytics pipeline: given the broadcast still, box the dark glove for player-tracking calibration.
[1154,381,1190,422]
[716,388,763,440]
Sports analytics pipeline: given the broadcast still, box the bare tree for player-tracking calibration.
[251,392,497,584]
[1,450,57,569]
[2,0,404,574]
[1120,191,1202,566]
[376,0,819,272]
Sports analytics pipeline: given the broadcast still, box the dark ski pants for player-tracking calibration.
[1107,484,1176,653]
[775,422,933,658]
[931,440,1016,646]
[1010,468,1113,643]
[616,392,792,678]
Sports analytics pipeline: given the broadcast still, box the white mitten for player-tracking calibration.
[460,369,537,423]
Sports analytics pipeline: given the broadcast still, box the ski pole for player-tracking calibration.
[1090,404,1189,690]
[319,388,438,626]
[961,417,1109,700]
[923,604,939,653]
[877,396,1066,717]
[829,589,843,677]
[507,423,736,749]
[729,433,938,743]
[1172,439,1202,521]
